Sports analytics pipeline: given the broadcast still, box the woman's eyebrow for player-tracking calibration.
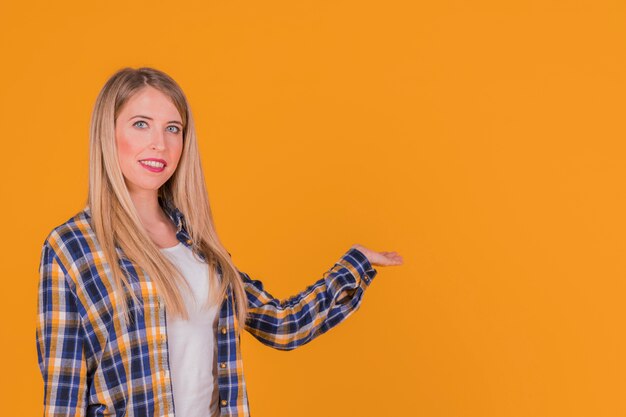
[129,115,183,126]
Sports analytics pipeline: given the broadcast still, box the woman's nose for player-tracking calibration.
[150,129,166,150]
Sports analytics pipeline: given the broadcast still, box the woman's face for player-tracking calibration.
[115,86,184,196]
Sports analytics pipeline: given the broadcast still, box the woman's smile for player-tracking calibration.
[138,158,167,172]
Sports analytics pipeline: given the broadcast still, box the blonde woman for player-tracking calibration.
[36,67,403,417]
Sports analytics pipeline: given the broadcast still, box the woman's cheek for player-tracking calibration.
[116,133,138,162]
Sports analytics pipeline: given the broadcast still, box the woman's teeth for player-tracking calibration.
[140,160,165,168]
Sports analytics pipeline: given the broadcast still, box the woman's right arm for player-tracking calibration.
[36,241,89,416]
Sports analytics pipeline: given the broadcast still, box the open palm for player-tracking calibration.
[351,244,403,267]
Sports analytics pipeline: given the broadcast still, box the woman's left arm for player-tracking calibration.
[241,245,402,350]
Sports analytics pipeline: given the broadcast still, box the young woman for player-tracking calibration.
[36,67,403,417]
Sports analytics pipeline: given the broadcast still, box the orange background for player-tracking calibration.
[1,1,625,416]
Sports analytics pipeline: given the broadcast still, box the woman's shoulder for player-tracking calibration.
[41,204,96,268]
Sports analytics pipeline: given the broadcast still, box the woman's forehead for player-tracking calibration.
[120,86,182,121]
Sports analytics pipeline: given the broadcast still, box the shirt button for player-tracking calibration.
[220,400,228,407]
[221,327,227,335]
[220,362,227,368]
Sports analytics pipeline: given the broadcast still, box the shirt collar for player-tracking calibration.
[159,197,184,234]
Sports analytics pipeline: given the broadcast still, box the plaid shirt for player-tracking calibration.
[36,201,377,416]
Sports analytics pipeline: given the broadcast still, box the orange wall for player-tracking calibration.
[1,1,624,416]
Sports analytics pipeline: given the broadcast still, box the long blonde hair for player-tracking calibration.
[87,66,248,334]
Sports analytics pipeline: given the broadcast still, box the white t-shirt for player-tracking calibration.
[159,242,221,417]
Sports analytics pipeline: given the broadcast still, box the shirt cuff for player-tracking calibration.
[336,247,378,286]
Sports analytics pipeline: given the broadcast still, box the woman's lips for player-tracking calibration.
[138,160,166,172]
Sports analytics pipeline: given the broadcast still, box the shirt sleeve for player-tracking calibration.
[36,241,89,416]
[241,246,378,350]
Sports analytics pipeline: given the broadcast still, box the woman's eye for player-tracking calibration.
[133,121,148,128]
[167,125,181,133]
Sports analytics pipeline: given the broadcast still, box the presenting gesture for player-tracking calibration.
[351,244,404,266]
[36,67,404,417]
